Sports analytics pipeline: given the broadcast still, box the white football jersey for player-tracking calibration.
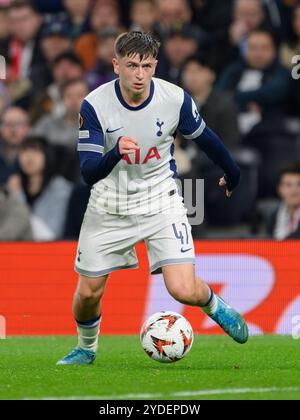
[78,77,206,215]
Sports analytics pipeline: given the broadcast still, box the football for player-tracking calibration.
[140,311,194,363]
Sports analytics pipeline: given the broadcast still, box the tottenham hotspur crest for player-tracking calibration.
[156,118,164,137]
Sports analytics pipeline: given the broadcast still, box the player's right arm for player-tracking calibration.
[177,91,240,196]
[78,100,139,185]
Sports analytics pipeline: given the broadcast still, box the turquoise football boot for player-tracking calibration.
[56,347,96,365]
[210,295,249,344]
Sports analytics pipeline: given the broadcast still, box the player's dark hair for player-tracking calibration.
[115,31,160,60]
[278,162,300,183]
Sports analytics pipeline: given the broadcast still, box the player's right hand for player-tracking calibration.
[118,136,140,155]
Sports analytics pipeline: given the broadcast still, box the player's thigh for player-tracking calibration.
[144,212,195,275]
[162,264,196,301]
[75,210,139,276]
[75,274,109,301]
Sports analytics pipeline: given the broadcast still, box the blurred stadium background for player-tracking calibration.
[0,0,299,339]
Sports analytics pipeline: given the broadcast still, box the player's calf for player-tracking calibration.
[163,267,248,344]
[57,275,107,365]
[165,281,200,305]
[163,265,211,306]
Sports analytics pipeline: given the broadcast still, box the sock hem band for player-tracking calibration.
[76,315,101,327]
[202,287,214,307]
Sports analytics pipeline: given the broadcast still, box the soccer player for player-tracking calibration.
[57,32,248,365]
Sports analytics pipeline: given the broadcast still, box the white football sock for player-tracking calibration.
[201,288,218,316]
[76,316,101,352]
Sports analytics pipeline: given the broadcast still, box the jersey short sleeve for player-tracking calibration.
[78,99,104,155]
[177,91,206,140]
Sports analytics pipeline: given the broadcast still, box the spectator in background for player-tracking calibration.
[7,0,48,105]
[181,55,240,150]
[32,19,73,103]
[129,0,159,35]
[74,0,122,71]
[32,78,87,183]
[0,5,10,57]
[86,27,120,91]
[156,26,202,85]
[0,106,31,184]
[156,0,193,38]
[280,2,300,69]
[0,82,10,115]
[267,163,300,239]
[191,0,234,34]
[30,51,85,122]
[32,0,64,14]
[276,0,300,40]
[63,183,91,240]
[230,0,266,47]
[7,136,73,241]
[280,2,300,117]
[33,78,89,150]
[40,20,72,65]
[212,0,268,74]
[217,29,291,135]
[61,0,91,40]
[0,185,32,240]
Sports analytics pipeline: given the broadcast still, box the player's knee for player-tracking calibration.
[76,284,104,305]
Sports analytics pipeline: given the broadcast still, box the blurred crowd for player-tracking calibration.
[0,0,300,241]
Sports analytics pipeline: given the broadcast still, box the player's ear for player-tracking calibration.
[153,60,158,75]
[112,58,120,75]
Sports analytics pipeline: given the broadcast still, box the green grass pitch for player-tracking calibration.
[0,336,299,400]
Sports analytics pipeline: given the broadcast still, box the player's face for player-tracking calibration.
[278,174,300,208]
[113,54,157,96]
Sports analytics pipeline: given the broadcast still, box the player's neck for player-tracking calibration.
[119,81,151,107]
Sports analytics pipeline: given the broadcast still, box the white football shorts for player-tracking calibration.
[74,200,195,277]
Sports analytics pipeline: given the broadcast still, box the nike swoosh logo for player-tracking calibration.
[181,248,192,253]
[106,127,123,133]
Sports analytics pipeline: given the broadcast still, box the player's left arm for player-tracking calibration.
[177,91,240,196]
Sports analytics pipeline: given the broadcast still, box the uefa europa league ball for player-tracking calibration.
[140,311,194,363]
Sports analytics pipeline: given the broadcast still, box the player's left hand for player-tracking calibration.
[219,176,232,198]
